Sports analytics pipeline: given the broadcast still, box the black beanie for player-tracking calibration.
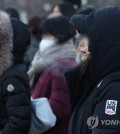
[11,18,31,64]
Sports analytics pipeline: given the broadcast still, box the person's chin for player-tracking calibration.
[81,56,87,61]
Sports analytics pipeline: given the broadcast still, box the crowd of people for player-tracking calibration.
[0,2,120,134]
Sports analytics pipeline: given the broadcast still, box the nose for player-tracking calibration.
[80,46,86,53]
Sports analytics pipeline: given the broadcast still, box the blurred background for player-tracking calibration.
[1,0,120,23]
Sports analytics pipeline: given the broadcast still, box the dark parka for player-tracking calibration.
[68,7,120,134]
[0,12,31,134]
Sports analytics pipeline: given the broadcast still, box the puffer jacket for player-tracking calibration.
[0,64,31,134]
[0,11,31,134]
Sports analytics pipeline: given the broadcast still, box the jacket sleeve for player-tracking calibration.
[2,77,31,134]
[92,81,120,134]
[49,72,71,120]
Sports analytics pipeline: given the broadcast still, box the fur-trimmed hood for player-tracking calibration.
[0,11,13,75]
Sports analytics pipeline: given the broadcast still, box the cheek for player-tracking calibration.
[81,56,87,61]
[84,46,89,53]
[86,50,90,54]
[77,46,81,52]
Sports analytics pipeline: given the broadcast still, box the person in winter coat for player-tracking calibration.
[5,7,20,19]
[25,16,43,67]
[68,6,120,134]
[11,18,31,65]
[28,16,77,134]
[0,12,31,134]
[51,2,76,19]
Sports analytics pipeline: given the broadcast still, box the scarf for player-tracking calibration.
[28,41,76,88]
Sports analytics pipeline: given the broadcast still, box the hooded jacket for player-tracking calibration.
[69,7,120,134]
[0,12,31,134]
[70,6,120,82]
[11,18,31,64]
[5,8,20,19]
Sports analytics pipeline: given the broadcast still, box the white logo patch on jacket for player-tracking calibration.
[7,84,14,92]
[105,100,118,115]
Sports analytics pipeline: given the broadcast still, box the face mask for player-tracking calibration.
[39,39,56,52]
